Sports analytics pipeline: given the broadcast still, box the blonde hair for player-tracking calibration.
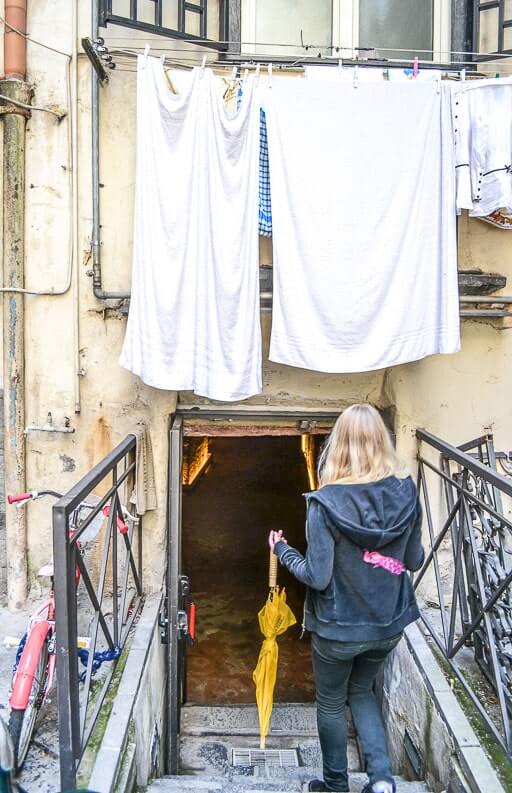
[318,404,404,487]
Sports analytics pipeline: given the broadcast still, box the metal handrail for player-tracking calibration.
[53,434,143,789]
[415,429,512,759]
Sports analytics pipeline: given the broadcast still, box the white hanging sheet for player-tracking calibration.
[264,79,459,373]
[120,57,262,401]
[453,77,512,217]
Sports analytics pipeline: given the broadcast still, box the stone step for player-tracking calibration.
[148,774,431,793]
[181,704,332,738]
[179,735,361,776]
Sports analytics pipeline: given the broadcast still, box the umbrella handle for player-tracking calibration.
[260,735,266,750]
[269,550,278,590]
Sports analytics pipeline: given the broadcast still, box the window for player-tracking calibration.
[99,0,228,49]
[474,0,512,57]
[242,0,451,62]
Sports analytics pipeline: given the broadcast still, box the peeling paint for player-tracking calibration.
[59,453,76,472]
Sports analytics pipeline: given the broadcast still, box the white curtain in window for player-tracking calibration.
[120,57,262,401]
[265,79,459,373]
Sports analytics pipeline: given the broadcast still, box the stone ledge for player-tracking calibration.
[87,593,163,793]
[403,622,506,793]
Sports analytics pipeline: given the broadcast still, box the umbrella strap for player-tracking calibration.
[269,550,278,590]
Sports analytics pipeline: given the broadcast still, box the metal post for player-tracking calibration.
[53,503,80,789]
[167,416,183,774]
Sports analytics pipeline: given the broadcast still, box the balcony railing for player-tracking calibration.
[53,434,144,790]
[415,429,512,759]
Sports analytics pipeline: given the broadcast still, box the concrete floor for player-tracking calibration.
[182,436,316,705]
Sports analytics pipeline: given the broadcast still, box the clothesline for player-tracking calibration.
[107,49,512,77]
[99,35,512,61]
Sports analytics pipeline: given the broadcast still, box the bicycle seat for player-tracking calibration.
[37,563,54,578]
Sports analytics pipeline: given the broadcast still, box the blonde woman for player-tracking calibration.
[269,404,424,793]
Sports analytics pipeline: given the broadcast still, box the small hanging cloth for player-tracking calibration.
[120,57,262,401]
[453,76,512,217]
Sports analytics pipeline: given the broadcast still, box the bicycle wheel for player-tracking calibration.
[8,640,49,771]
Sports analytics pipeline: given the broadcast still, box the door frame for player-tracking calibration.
[165,406,360,772]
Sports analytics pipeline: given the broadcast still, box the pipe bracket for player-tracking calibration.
[0,99,30,119]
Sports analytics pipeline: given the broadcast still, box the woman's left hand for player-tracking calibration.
[268,529,287,552]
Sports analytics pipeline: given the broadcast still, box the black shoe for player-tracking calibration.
[307,780,349,792]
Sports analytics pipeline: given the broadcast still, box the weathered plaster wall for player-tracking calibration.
[2,2,512,597]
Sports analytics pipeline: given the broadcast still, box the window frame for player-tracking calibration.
[98,0,229,51]
[473,0,512,59]
[241,0,451,62]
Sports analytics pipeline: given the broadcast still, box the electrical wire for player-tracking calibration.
[0,92,66,119]
[0,14,71,58]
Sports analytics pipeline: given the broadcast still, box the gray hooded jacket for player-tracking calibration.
[275,475,424,642]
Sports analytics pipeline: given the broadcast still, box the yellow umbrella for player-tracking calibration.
[253,551,297,749]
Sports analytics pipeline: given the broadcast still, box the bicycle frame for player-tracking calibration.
[10,608,54,711]
[7,487,129,739]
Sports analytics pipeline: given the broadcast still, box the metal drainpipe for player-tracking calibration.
[91,0,130,301]
[2,0,29,608]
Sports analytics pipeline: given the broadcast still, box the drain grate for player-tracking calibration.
[231,748,299,767]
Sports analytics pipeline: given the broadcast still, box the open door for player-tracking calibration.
[166,414,194,773]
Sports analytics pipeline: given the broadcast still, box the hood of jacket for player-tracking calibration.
[306,475,419,550]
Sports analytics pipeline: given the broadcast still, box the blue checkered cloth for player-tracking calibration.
[237,85,272,237]
[258,108,272,237]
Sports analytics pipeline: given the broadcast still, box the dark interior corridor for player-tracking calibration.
[182,434,320,704]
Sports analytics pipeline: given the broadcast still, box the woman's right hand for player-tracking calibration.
[268,529,287,552]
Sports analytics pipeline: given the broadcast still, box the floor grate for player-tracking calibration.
[231,748,299,767]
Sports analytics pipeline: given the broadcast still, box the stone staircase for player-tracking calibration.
[146,705,431,793]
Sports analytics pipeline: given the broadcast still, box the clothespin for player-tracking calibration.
[255,63,261,84]
[268,62,273,88]
[201,54,207,74]
[461,68,466,82]
[383,68,390,81]
[413,56,419,78]
[338,58,343,75]
[231,65,237,81]
[144,44,150,61]
[353,65,359,88]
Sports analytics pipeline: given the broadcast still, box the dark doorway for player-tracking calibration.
[182,434,322,705]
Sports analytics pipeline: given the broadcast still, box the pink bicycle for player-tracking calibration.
[6,489,128,770]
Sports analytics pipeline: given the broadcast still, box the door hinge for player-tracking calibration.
[159,596,169,644]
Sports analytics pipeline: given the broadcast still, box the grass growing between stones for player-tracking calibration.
[76,644,130,788]
[430,647,512,790]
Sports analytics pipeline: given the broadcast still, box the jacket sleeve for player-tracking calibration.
[404,500,425,572]
[274,500,335,591]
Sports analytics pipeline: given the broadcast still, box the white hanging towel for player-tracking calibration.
[453,77,512,216]
[265,80,459,373]
[120,57,262,401]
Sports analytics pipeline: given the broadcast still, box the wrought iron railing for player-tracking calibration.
[415,429,512,758]
[53,434,144,789]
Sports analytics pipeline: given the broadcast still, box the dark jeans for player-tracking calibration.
[311,632,402,792]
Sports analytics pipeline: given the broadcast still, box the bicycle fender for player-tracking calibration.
[10,622,51,710]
